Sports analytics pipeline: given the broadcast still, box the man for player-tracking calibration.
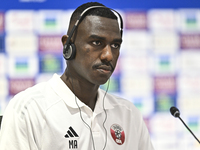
[0,2,154,150]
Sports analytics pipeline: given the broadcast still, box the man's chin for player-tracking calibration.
[96,78,110,86]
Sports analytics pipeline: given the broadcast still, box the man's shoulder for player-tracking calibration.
[13,81,48,101]
[8,81,59,113]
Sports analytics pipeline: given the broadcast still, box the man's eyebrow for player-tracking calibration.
[89,35,106,40]
[89,34,122,43]
[113,38,122,43]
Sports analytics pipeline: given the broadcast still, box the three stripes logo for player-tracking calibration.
[64,126,79,149]
[64,126,79,138]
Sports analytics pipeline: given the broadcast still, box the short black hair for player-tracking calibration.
[69,2,118,29]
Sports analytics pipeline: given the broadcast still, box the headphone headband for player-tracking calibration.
[63,6,123,60]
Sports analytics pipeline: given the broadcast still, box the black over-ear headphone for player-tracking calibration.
[63,6,123,60]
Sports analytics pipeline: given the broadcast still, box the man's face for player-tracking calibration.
[69,15,122,85]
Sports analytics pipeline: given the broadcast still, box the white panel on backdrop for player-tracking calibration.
[148,9,177,31]
[6,33,38,55]
[177,74,200,95]
[152,54,178,75]
[177,95,200,116]
[122,31,152,54]
[177,9,200,33]
[151,31,179,54]
[7,55,38,78]
[120,74,153,96]
[35,10,64,34]
[149,113,181,150]
[5,10,35,32]
[179,51,200,73]
[120,53,151,73]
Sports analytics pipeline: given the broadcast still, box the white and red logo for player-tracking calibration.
[110,124,125,145]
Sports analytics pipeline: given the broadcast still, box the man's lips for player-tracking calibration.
[96,65,112,72]
[93,62,114,73]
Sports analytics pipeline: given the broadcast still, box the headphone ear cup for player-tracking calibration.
[63,43,76,60]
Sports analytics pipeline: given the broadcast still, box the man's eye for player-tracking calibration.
[92,41,101,46]
[111,43,120,49]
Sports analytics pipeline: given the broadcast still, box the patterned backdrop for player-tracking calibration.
[0,8,200,150]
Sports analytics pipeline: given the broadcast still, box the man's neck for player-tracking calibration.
[60,73,99,111]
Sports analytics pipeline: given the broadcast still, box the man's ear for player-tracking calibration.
[61,35,68,46]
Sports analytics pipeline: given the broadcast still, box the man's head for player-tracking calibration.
[68,2,118,34]
[62,2,123,60]
[62,2,123,85]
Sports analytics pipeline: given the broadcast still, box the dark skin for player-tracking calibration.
[61,15,122,111]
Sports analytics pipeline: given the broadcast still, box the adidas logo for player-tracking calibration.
[65,126,79,149]
[64,126,79,138]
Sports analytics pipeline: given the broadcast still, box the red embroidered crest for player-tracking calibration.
[110,124,125,145]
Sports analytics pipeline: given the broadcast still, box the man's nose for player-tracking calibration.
[100,45,113,62]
